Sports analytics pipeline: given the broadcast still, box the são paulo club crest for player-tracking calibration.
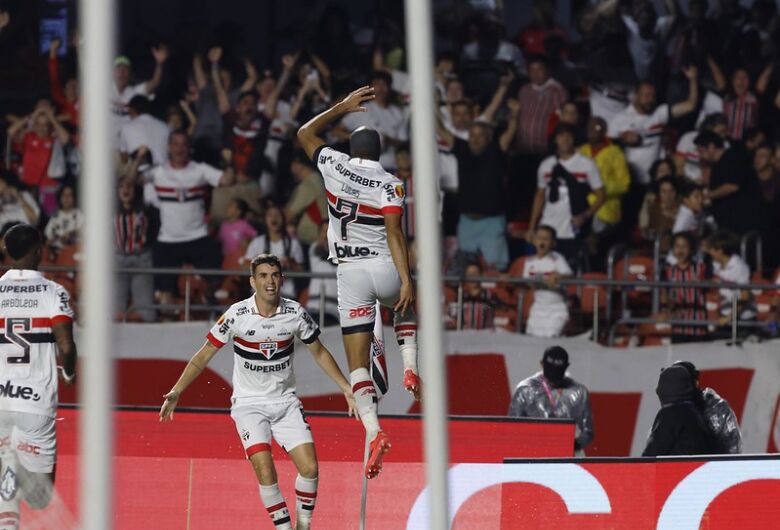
[0,465,17,501]
[259,342,277,359]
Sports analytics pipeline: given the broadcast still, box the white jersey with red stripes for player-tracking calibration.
[314,146,405,262]
[0,270,74,417]
[146,161,223,243]
[206,296,320,406]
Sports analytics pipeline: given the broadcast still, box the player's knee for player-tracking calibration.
[256,464,277,484]
[298,460,318,479]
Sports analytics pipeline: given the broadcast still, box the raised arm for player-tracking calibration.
[436,109,455,149]
[310,54,332,88]
[263,53,297,120]
[481,72,514,124]
[385,213,415,315]
[192,53,208,91]
[305,339,356,417]
[6,113,29,143]
[239,57,258,93]
[159,341,220,422]
[44,106,70,145]
[179,99,198,136]
[670,66,699,118]
[208,47,231,115]
[145,44,169,95]
[706,55,727,93]
[48,38,67,107]
[756,64,773,96]
[297,85,376,160]
[499,98,520,152]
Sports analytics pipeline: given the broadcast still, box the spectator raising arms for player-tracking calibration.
[118,95,170,166]
[437,99,519,271]
[112,45,168,131]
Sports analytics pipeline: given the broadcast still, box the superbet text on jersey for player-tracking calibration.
[314,146,405,262]
[0,270,74,417]
[205,296,321,406]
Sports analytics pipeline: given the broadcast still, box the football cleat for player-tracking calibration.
[403,369,422,401]
[365,431,391,479]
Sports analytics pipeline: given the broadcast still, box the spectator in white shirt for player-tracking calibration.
[118,95,170,167]
[529,124,605,268]
[0,171,40,232]
[621,0,677,81]
[112,46,168,133]
[704,231,756,324]
[143,131,235,304]
[674,113,729,183]
[523,225,572,338]
[335,70,408,170]
[609,66,699,186]
[673,182,715,239]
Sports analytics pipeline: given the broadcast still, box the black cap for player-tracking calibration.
[656,365,695,405]
[694,130,724,148]
[672,360,699,381]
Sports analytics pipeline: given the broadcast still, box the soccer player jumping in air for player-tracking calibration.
[297,85,422,479]
[160,254,356,530]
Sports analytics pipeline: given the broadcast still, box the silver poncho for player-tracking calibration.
[703,387,742,454]
[508,371,594,449]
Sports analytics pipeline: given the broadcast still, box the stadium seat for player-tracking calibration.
[217,251,248,303]
[613,255,656,314]
[495,256,526,306]
[572,272,608,315]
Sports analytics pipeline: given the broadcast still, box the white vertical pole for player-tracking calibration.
[403,1,449,529]
[79,0,115,529]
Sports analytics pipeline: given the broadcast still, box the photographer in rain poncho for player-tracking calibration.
[508,346,594,455]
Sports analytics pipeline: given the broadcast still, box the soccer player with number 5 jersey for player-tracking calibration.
[298,86,422,479]
[0,224,77,530]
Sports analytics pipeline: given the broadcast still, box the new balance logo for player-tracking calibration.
[0,381,40,401]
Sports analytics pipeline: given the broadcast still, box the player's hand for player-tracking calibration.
[394,281,415,315]
[159,390,180,422]
[543,272,560,289]
[335,86,375,114]
[344,391,359,420]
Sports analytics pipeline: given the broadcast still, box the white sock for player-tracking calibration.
[394,314,418,373]
[259,483,292,529]
[294,474,318,528]
[350,368,380,439]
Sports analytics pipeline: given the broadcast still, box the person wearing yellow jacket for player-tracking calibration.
[580,116,631,232]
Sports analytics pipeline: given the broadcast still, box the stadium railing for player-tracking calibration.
[7,264,775,345]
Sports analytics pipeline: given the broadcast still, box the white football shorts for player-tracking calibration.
[230,398,313,458]
[0,411,56,474]
[336,258,400,333]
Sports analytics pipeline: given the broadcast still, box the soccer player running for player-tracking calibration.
[297,86,421,479]
[159,254,355,530]
[0,224,77,528]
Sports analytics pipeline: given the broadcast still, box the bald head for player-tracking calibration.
[350,127,381,161]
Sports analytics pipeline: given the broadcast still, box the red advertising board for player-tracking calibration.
[498,457,780,529]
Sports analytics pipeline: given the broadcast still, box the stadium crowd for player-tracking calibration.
[2,0,780,341]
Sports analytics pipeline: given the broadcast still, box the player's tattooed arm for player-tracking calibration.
[160,341,220,422]
[297,85,376,160]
